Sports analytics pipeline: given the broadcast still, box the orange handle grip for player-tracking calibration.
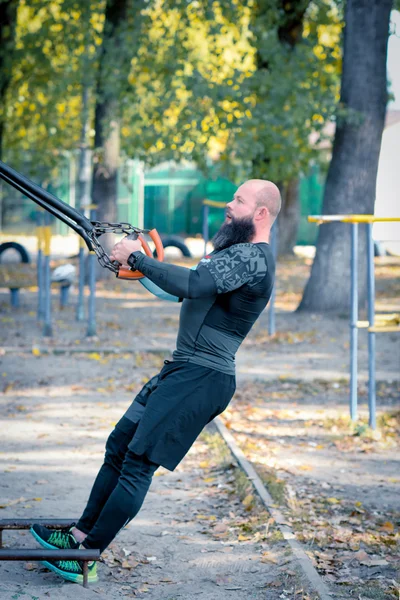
[117,229,164,280]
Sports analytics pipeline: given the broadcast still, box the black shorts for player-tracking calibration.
[118,360,236,471]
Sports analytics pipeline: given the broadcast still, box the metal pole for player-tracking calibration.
[350,223,358,421]
[366,222,376,429]
[36,212,45,321]
[86,208,97,337]
[268,222,278,336]
[43,213,53,337]
[76,239,85,321]
[10,289,19,308]
[202,204,209,256]
[60,284,69,308]
[82,560,89,588]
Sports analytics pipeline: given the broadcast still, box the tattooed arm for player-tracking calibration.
[128,244,267,299]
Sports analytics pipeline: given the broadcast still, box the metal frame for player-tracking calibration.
[0,519,100,588]
[309,214,400,428]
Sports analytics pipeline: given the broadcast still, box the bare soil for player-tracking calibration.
[0,254,399,599]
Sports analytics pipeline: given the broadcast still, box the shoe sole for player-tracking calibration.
[41,560,98,584]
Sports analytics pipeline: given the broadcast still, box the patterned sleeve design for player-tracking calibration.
[200,243,268,294]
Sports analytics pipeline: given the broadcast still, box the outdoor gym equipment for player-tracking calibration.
[202,198,278,336]
[309,214,400,429]
[0,160,165,281]
[0,519,99,588]
[0,161,165,576]
[0,241,31,307]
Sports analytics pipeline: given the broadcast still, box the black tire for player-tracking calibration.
[153,236,192,258]
[0,242,31,263]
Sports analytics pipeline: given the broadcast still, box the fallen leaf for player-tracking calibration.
[242,494,254,507]
[261,552,279,564]
[360,558,389,567]
[0,496,26,509]
[199,461,209,468]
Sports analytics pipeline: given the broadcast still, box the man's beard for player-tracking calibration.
[212,215,256,252]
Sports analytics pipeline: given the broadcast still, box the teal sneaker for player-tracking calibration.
[41,558,98,584]
[30,523,79,550]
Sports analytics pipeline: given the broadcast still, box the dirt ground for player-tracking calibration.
[0,254,399,599]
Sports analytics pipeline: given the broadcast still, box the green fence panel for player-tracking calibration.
[298,166,325,245]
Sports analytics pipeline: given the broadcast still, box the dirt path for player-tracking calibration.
[0,360,315,599]
[0,254,399,599]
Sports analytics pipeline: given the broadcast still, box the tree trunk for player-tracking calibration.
[298,0,392,313]
[91,0,130,276]
[252,0,310,251]
[0,0,18,160]
[277,178,300,255]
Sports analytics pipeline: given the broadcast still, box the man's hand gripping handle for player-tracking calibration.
[116,229,164,280]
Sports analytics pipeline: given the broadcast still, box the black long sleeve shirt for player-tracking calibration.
[131,242,275,374]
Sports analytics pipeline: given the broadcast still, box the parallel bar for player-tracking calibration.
[0,519,75,530]
[349,223,358,421]
[203,199,226,208]
[0,549,99,561]
[309,214,400,224]
[368,326,400,333]
[366,223,376,429]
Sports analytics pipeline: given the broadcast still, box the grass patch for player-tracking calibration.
[254,464,287,506]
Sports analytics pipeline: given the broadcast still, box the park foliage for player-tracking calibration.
[3,0,342,182]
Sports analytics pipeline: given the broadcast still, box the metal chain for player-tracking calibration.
[89,221,150,274]
[91,221,150,236]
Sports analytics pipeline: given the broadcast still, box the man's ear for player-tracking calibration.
[256,206,268,220]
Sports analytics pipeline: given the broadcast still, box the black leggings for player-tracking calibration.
[76,417,159,553]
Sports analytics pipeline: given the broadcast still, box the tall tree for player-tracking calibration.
[299,0,393,312]
[0,0,19,160]
[252,0,310,254]
[4,0,105,167]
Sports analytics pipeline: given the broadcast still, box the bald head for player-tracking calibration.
[223,178,281,245]
[244,179,281,221]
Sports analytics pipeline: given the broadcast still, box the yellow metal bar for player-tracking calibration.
[368,326,400,333]
[203,199,226,209]
[357,314,399,329]
[43,226,52,256]
[79,236,86,249]
[308,214,400,224]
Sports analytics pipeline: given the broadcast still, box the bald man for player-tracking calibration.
[30,180,281,584]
